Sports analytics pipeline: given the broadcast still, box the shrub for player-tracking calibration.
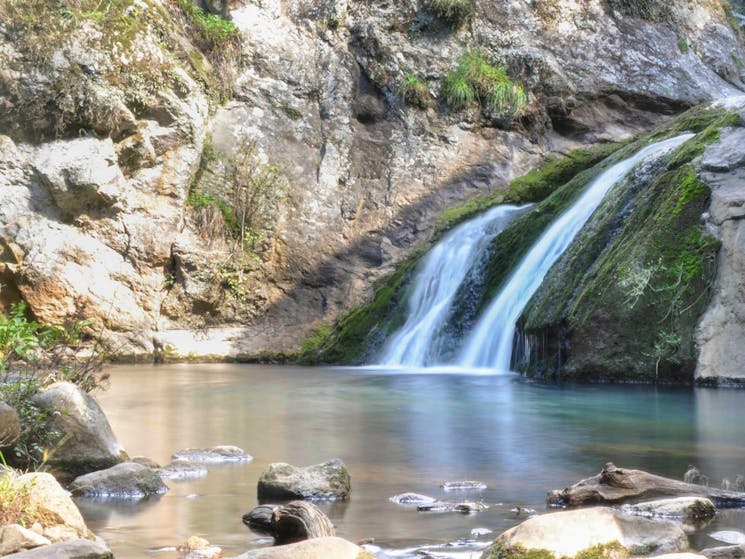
[443,51,527,118]
[401,73,432,109]
[427,0,475,27]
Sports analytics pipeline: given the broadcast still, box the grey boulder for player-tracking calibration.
[257,459,351,501]
[172,445,252,463]
[3,539,112,559]
[70,462,168,499]
[0,400,21,448]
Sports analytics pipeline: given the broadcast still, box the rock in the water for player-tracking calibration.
[619,497,716,520]
[548,463,745,508]
[70,462,168,499]
[177,536,223,559]
[159,459,209,480]
[0,524,51,556]
[471,528,493,537]
[3,539,113,558]
[388,493,436,506]
[15,472,90,542]
[257,459,350,501]
[172,446,252,463]
[710,532,745,546]
[417,500,488,514]
[230,536,373,559]
[442,481,487,491]
[242,501,335,545]
[702,544,745,559]
[32,382,127,477]
[482,507,688,558]
[130,456,160,469]
[0,400,21,448]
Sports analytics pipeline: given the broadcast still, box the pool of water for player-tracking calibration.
[84,364,745,557]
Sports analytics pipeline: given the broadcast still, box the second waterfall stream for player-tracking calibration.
[377,133,695,371]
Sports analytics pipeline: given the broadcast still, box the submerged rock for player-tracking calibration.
[483,506,687,558]
[172,446,252,463]
[417,500,489,514]
[710,532,745,546]
[230,536,373,559]
[257,459,350,501]
[442,481,487,492]
[177,536,223,559]
[70,462,168,499]
[389,493,436,506]
[242,501,335,545]
[32,382,127,477]
[548,463,745,508]
[159,459,209,480]
[619,497,716,520]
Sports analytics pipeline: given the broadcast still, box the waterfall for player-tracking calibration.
[379,204,531,366]
[455,133,695,371]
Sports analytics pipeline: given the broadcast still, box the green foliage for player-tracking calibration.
[0,302,107,466]
[401,74,432,110]
[677,36,689,54]
[427,0,475,26]
[672,167,706,216]
[443,51,526,120]
[177,0,239,48]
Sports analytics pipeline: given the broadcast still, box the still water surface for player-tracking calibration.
[86,364,745,557]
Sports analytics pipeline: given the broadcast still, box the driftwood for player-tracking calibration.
[548,462,745,508]
[242,501,335,545]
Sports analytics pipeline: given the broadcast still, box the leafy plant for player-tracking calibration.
[177,0,239,48]
[443,51,526,119]
[427,0,475,27]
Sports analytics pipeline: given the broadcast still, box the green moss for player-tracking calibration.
[672,166,706,216]
[280,105,304,121]
[177,0,239,47]
[427,0,475,27]
[677,36,689,54]
[401,73,432,110]
[484,541,627,559]
[298,255,421,365]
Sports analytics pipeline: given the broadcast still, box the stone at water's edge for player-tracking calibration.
[619,497,716,520]
[257,459,351,501]
[482,506,688,558]
[548,463,745,508]
[2,539,113,559]
[702,544,745,559]
[229,537,373,559]
[243,501,335,545]
[172,445,252,463]
[0,525,51,556]
[69,462,168,499]
[0,400,21,448]
[389,493,436,506]
[158,459,209,480]
[32,382,127,478]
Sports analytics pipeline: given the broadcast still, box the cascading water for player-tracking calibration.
[379,204,530,366]
[455,134,695,371]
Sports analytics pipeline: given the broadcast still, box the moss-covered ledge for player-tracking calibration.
[483,542,628,559]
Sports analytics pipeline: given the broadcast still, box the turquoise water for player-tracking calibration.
[85,364,745,557]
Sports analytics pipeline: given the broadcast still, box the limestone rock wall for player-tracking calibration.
[0,0,742,358]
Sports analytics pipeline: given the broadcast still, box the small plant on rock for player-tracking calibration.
[427,0,475,27]
[401,73,432,109]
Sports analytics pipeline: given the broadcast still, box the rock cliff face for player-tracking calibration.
[0,0,742,359]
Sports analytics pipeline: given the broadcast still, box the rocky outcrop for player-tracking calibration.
[548,463,745,508]
[0,400,20,448]
[3,539,113,559]
[69,462,168,499]
[696,117,745,381]
[230,537,373,559]
[0,0,742,360]
[257,459,351,501]
[32,382,127,477]
[483,507,688,558]
[242,501,335,545]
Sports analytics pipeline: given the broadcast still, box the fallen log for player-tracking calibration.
[548,462,745,508]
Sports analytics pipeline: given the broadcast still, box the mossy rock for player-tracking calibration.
[483,542,628,559]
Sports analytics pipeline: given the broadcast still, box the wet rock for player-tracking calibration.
[702,544,745,559]
[2,539,113,558]
[171,446,252,463]
[70,462,168,499]
[177,536,223,559]
[619,497,716,520]
[32,382,127,477]
[710,532,745,546]
[548,463,745,508]
[471,528,493,537]
[230,536,373,559]
[483,507,688,558]
[388,493,436,506]
[257,459,350,501]
[0,525,51,555]
[159,459,209,480]
[442,481,487,491]
[130,456,160,469]
[243,501,335,545]
[417,501,488,514]
[702,128,745,172]
[0,400,20,448]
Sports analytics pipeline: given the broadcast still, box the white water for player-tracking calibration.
[456,134,695,370]
[379,204,530,366]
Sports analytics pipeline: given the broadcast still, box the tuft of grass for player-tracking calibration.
[427,0,475,27]
[677,36,689,54]
[177,0,239,48]
[401,73,432,109]
[442,51,526,119]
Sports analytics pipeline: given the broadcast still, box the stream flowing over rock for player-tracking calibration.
[0,0,743,367]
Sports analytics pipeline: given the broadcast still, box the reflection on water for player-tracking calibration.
[88,364,745,558]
